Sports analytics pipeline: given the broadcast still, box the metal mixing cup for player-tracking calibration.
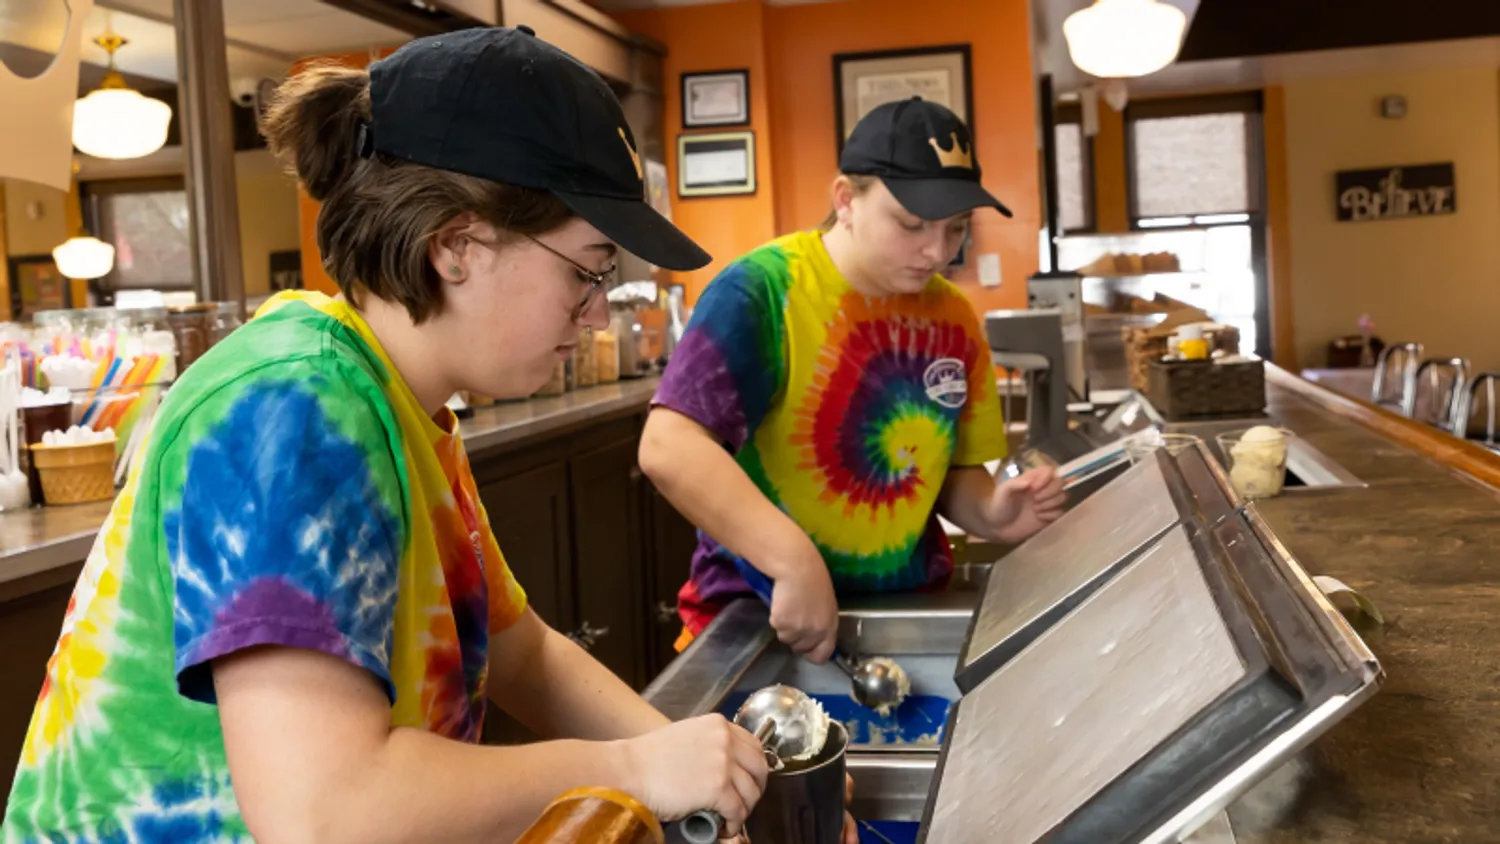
[745,721,849,844]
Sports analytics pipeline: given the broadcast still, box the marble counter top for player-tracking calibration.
[1227,382,1500,842]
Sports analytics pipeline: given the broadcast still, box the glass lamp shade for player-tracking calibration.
[1063,0,1188,79]
[52,236,116,280]
[73,88,172,160]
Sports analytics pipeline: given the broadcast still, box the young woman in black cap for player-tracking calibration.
[642,97,1067,660]
[3,27,778,844]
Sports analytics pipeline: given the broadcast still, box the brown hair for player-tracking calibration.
[260,63,573,323]
[818,174,879,230]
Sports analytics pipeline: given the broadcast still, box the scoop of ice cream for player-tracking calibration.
[1230,426,1287,467]
[860,656,913,717]
[1228,426,1288,498]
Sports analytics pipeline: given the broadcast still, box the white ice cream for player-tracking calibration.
[1228,425,1288,498]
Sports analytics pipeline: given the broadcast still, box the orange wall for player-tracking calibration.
[613,2,779,300]
[618,0,1040,313]
[290,48,398,298]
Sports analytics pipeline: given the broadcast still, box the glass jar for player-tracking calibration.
[117,307,178,383]
[167,303,217,374]
[211,302,244,346]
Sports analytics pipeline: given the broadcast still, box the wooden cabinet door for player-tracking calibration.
[644,484,700,679]
[478,460,571,746]
[478,461,572,632]
[567,437,647,689]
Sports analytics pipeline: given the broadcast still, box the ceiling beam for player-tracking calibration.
[317,0,488,37]
[95,0,297,63]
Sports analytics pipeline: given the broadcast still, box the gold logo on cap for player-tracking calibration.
[928,132,973,170]
[618,128,643,180]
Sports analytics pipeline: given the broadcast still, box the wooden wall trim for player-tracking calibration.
[0,182,10,321]
[1262,86,1297,370]
[1268,365,1500,488]
[1092,103,1130,233]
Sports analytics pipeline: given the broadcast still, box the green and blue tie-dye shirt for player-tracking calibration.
[2,292,527,842]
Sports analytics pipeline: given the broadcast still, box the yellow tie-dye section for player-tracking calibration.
[260,291,527,737]
[752,235,983,559]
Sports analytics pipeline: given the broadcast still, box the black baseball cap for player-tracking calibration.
[840,97,1013,220]
[365,26,710,271]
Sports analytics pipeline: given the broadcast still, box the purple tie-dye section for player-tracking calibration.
[685,533,755,604]
[176,578,365,697]
[652,321,751,449]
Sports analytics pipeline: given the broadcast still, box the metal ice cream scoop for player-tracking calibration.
[834,651,912,714]
[678,685,827,844]
[746,582,912,713]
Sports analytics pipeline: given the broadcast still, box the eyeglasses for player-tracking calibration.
[521,233,617,321]
[465,232,617,321]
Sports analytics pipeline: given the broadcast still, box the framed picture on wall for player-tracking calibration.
[5,254,71,321]
[833,44,973,154]
[682,70,750,128]
[678,132,757,198]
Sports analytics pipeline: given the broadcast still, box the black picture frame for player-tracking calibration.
[681,69,751,129]
[833,44,974,157]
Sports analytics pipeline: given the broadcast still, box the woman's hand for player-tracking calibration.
[767,553,840,664]
[982,467,1067,543]
[616,715,769,837]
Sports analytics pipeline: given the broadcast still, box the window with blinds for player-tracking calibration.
[84,179,193,290]
[1126,94,1263,226]
[1054,105,1095,233]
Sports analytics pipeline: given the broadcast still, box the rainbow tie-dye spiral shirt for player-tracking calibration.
[657,230,1007,635]
[2,291,527,842]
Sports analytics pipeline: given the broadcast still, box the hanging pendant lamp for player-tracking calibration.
[72,30,172,160]
[1063,0,1188,79]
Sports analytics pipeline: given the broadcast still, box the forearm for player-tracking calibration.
[217,647,647,844]
[938,467,1003,542]
[640,408,819,581]
[326,728,633,844]
[492,623,669,741]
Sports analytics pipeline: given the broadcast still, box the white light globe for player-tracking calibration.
[1064,0,1188,79]
[52,236,116,280]
[73,88,172,160]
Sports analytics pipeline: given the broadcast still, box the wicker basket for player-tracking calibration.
[30,441,117,505]
[1124,323,1241,392]
[1146,358,1266,421]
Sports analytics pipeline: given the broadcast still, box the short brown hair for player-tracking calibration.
[260,63,573,323]
[819,174,879,230]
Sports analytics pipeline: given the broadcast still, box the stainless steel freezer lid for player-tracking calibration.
[922,495,1383,843]
[955,453,1183,693]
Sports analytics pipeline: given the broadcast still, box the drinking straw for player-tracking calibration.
[78,357,123,428]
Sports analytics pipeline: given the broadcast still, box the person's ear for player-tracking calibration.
[427,211,484,284]
[831,176,858,229]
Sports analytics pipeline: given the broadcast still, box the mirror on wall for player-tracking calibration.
[0,0,73,79]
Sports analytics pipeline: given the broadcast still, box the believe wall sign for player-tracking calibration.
[1336,163,1456,222]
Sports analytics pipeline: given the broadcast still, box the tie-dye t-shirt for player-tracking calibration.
[656,230,1007,635]
[3,291,527,842]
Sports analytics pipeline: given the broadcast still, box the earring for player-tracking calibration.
[449,265,462,279]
